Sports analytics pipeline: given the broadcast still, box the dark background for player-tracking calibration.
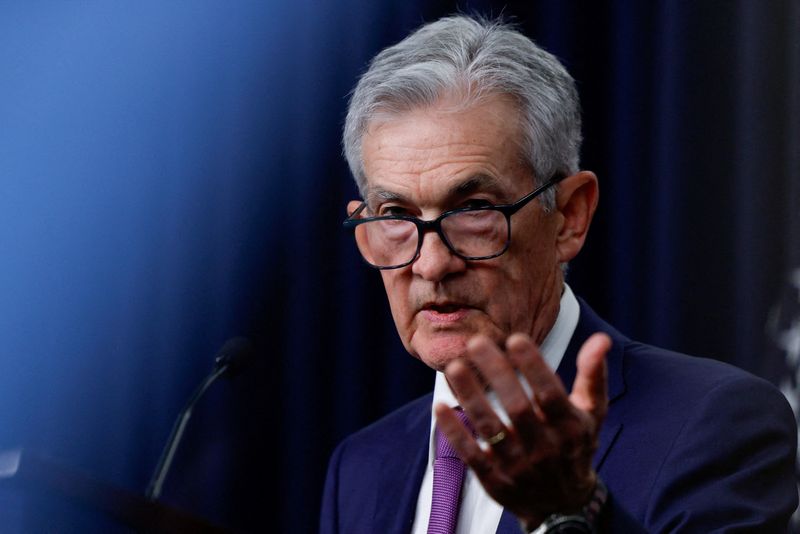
[0,1,797,532]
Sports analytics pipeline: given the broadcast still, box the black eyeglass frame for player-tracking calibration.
[343,173,566,270]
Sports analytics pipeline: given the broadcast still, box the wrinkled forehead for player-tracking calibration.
[359,98,532,202]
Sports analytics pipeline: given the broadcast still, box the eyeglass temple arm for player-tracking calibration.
[502,172,567,216]
[344,201,368,223]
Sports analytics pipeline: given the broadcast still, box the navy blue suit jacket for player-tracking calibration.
[321,301,797,532]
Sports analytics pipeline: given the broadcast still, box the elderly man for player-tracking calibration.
[321,15,796,533]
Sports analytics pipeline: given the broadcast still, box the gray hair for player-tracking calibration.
[343,15,583,209]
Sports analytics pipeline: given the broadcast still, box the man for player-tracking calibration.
[321,15,797,533]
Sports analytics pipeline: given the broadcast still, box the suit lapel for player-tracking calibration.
[373,395,432,532]
[497,509,523,533]
[559,299,627,471]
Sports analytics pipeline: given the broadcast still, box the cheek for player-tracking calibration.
[483,231,557,322]
[485,268,529,316]
[381,273,413,326]
[510,218,559,278]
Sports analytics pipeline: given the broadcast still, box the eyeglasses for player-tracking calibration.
[343,174,565,269]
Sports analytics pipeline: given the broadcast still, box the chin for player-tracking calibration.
[413,333,469,372]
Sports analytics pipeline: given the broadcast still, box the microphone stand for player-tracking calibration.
[144,362,230,500]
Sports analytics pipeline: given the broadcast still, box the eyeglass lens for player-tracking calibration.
[354,209,508,268]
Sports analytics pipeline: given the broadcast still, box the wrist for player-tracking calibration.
[520,478,608,533]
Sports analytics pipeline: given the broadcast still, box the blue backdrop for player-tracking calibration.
[0,1,797,532]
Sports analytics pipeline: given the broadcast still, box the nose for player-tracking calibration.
[411,230,466,281]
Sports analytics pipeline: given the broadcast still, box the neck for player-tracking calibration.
[529,274,564,346]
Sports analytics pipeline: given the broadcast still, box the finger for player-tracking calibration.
[506,333,570,421]
[433,403,494,477]
[569,333,610,423]
[466,336,539,437]
[444,358,508,443]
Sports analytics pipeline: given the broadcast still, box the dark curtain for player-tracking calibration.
[0,1,796,532]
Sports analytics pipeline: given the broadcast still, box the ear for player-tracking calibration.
[554,171,599,263]
[347,200,363,217]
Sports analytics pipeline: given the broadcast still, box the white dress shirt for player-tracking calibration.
[411,284,581,534]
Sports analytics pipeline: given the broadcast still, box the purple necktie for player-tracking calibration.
[428,409,472,534]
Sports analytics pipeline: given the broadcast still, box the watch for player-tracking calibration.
[530,514,593,533]
[527,478,608,534]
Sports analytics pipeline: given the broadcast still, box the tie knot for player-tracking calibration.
[435,408,472,460]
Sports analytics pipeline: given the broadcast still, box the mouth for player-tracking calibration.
[420,302,472,324]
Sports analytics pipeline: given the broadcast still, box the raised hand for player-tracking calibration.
[434,332,611,528]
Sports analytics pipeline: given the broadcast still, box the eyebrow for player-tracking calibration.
[450,174,508,201]
[366,187,406,207]
[365,173,511,208]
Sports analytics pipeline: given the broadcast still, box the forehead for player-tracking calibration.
[360,96,530,204]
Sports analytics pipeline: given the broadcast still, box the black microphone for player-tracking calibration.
[145,337,255,500]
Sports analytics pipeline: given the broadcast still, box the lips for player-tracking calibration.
[420,301,472,323]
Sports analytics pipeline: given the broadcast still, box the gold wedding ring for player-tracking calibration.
[486,430,507,446]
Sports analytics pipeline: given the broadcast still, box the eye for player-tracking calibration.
[378,205,411,217]
[461,198,494,209]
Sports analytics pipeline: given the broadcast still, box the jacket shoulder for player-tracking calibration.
[335,392,432,458]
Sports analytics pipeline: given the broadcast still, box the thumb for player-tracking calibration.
[570,333,610,422]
